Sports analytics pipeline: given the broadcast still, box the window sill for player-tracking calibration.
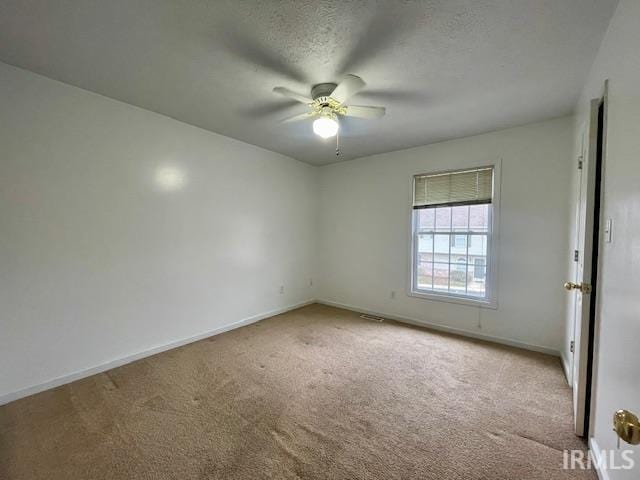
[408,289,497,309]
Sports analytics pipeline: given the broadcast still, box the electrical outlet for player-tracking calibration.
[279,285,284,294]
[390,290,396,299]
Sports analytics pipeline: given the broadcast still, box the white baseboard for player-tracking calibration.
[317,299,560,357]
[589,437,610,480]
[0,299,315,406]
[1,298,562,406]
[561,353,572,385]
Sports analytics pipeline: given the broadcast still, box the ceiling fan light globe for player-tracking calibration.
[313,117,339,139]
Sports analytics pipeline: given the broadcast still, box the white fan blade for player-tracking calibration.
[279,111,314,123]
[273,87,313,104]
[344,105,386,119]
[330,75,366,105]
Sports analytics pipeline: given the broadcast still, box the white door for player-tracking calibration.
[568,99,600,436]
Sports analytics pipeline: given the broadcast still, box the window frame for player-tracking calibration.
[407,160,501,309]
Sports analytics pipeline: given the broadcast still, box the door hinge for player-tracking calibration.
[574,250,579,262]
[578,156,583,170]
[570,341,575,353]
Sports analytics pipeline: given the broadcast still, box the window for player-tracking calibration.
[410,166,497,306]
[473,258,486,280]
[450,235,467,248]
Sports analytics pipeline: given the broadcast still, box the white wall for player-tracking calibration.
[0,62,317,401]
[318,117,574,353]
[567,0,640,476]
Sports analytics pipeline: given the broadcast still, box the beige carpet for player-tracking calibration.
[1,304,594,479]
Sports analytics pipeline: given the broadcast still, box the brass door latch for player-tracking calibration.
[613,409,640,446]
[564,282,592,294]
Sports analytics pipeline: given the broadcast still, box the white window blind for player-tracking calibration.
[413,167,493,209]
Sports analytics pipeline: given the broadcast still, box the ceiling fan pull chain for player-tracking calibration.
[336,130,340,156]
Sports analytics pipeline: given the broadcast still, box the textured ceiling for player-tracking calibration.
[0,0,618,165]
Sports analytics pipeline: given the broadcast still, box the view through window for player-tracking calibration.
[414,205,489,297]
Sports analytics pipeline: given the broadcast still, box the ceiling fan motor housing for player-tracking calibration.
[273,74,381,124]
[311,83,337,102]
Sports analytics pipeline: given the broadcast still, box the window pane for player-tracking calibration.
[450,261,467,294]
[467,275,486,297]
[469,234,487,257]
[473,259,486,280]
[469,204,489,232]
[418,209,435,230]
[453,252,468,265]
[412,200,492,303]
[417,261,433,289]
[417,234,434,261]
[435,207,451,232]
[433,234,450,263]
[433,263,449,291]
[450,234,467,255]
[451,205,469,231]
[468,237,487,297]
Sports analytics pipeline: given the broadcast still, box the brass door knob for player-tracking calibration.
[614,409,640,446]
[564,282,592,294]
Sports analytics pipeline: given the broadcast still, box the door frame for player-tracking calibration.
[571,81,608,438]
[585,81,608,438]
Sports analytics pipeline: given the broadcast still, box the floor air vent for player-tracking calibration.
[360,314,385,323]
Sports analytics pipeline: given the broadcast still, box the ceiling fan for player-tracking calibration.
[273,74,385,140]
